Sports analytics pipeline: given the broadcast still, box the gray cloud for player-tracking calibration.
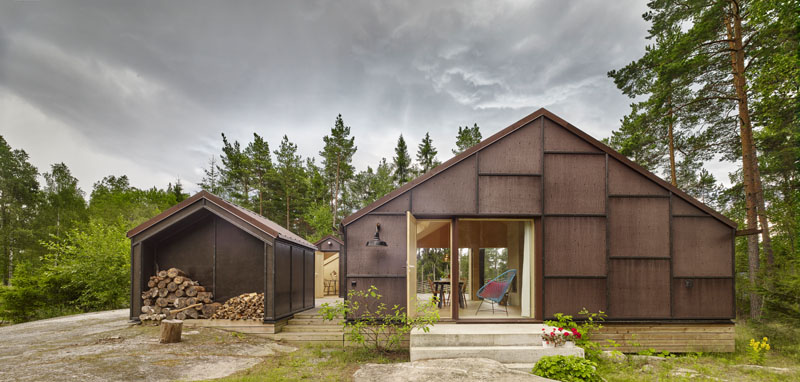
[0,0,656,193]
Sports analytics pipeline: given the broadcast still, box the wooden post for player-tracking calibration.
[159,319,183,343]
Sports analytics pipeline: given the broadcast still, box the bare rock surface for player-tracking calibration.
[354,358,556,382]
[0,309,291,382]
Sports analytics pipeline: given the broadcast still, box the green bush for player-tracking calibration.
[545,308,609,360]
[532,355,600,382]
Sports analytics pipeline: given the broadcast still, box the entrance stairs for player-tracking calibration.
[272,309,345,345]
[410,324,584,372]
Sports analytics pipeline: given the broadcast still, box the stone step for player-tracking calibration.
[281,325,343,333]
[410,345,583,364]
[411,324,546,347]
[504,363,537,373]
[275,332,344,341]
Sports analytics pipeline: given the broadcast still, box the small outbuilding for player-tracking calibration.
[314,235,342,298]
[128,191,317,323]
[340,108,736,352]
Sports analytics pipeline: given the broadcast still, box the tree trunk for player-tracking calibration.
[159,319,183,343]
[725,7,762,319]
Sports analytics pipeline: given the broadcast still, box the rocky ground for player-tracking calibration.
[0,310,296,382]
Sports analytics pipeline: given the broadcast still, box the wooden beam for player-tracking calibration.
[736,228,762,236]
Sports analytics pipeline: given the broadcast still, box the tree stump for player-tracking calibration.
[159,319,183,343]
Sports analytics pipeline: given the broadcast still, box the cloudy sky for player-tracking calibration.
[1,0,678,194]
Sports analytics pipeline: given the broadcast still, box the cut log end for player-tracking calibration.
[159,319,183,343]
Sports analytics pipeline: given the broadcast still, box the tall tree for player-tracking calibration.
[320,114,357,229]
[393,134,413,186]
[41,163,87,240]
[246,133,273,216]
[0,137,39,285]
[416,132,441,174]
[199,155,225,196]
[272,135,306,230]
[452,123,482,155]
[219,134,252,208]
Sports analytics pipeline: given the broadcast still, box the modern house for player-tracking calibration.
[340,108,735,352]
[127,190,317,323]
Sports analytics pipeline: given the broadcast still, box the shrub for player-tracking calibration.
[532,355,601,382]
[545,308,608,360]
[319,285,439,352]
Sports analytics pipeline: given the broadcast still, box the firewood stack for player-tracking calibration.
[211,292,265,320]
[139,267,222,322]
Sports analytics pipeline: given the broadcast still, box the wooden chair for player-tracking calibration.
[427,278,441,305]
[324,270,338,295]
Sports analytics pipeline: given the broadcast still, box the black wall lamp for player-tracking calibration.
[366,223,388,247]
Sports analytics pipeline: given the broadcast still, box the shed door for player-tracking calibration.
[406,211,418,318]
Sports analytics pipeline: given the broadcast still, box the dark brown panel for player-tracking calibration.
[672,278,734,318]
[345,277,406,318]
[346,215,407,275]
[154,215,215,294]
[412,156,477,214]
[609,198,669,258]
[479,121,542,174]
[544,154,605,214]
[479,175,542,214]
[265,243,274,320]
[131,244,142,319]
[274,241,291,317]
[215,217,265,302]
[673,217,732,277]
[544,217,606,276]
[373,192,410,213]
[609,259,670,318]
[291,246,304,311]
[607,158,668,196]
[544,278,606,317]
[304,249,314,309]
[672,197,708,216]
[543,117,601,152]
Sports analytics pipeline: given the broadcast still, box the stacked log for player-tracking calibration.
[211,293,264,320]
[139,268,220,322]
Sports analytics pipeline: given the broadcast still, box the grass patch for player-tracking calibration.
[596,321,800,381]
[208,344,408,382]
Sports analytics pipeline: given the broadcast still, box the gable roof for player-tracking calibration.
[127,190,316,248]
[342,108,737,228]
[314,234,343,247]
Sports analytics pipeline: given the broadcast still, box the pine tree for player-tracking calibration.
[320,114,357,229]
[41,163,87,240]
[452,123,482,155]
[219,134,252,208]
[199,155,225,196]
[0,136,39,284]
[393,134,413,186]
[416,132,441,174]
[273,135,306,230]
[246,133,273,216]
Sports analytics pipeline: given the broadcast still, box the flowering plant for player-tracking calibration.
[747,337,770,365]
[541,327,580,346]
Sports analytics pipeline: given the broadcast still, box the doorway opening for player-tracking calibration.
[414,219,452,318]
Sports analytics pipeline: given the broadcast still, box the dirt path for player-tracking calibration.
[0,310,294,382]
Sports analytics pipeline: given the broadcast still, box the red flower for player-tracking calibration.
[576,333,582,339]
[564,332,570,336]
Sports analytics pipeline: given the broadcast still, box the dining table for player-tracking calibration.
[433,279,467,309]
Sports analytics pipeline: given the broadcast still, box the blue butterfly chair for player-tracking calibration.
[475,269,517,316]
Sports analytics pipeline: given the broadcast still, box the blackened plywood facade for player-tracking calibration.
[342,109,735,322]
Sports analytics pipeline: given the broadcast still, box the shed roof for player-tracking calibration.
[342,108,737,228]
[314,234,343,246]
[126,190,316,248]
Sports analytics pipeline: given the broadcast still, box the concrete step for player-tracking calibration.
[281,325,343,333]
[410,345,584,364]
[411,324,546,347]
[504,363,537,373]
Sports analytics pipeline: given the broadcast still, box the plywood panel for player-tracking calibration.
[346,277,406,318]
[544,217,606,276]
[609,259,670,318]
[155,215,215,294]
[545,278,606,317]
[346,215,407,275]
[274,241,291,317]
[543,117,601,152]
[478,175,542,214]
[672,197,708,216]
[412,156,477,214]
[672,278,734,318]
[291,246,304,311]
[544,154,605,214]
[479,121,542,174]
[373,192,410,213]
[673,217,732,277]
[215,217,265,302]
[609,198,669,258]
[608,158,668,196]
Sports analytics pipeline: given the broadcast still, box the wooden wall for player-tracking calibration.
[343,115,735,321]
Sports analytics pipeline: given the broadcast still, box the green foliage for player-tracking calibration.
[452,123,482,155]
[247,133,273,217]
[0,219,130,322]
[392,134,413,186]
[318,285,439,352]
[272,135,307,231]
[531,355,601,382]
[415,132,440,174]
[545,309,608,360]
[320,114,357,226]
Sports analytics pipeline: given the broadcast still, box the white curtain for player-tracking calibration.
[521,221,533,317]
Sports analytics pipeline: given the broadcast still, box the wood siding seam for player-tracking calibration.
[669,192,674,318]
[605,153,610,315]
[609,194,670,198]
[544,151,606,155]
[478,173,542,177]
[673,214,714,218]
[609,256,671,260]
[540,116,546,317]
[673,276,734,279]
[475,152,480,214]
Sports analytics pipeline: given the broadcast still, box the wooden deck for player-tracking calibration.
[592,323,735,352]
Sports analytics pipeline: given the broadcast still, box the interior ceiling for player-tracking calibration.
[415,220,528,249]
[416,220,450,249]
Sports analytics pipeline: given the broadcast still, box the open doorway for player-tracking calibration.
[414,220,452,318]
[457,219,535,320]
